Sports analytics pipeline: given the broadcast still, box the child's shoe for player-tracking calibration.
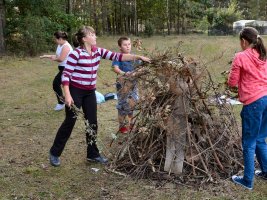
[119,126,128,134]
[54,103,65,111]
[232,175,252,190]
[255,170,267,180]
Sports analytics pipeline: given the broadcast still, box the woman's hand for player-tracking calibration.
[51,55,57,61]
[64,94,74,107]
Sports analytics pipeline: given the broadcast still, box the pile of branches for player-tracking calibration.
[109,47,243,184]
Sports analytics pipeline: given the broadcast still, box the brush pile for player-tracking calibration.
[109,47,243,184]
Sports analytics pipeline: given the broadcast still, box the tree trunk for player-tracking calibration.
[134,0,137,35]
[66,0,72,14]
[177,0,180,34]
[66,0,72,36]
[93,0,98,34]
[166,0,170,35]
[101,0,107,34]
[0,0,5,55]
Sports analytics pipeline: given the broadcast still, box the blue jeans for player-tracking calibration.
[241,96,267,187]
[116,82,138,116]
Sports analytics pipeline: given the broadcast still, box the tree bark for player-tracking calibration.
[0,0,6,55]
[166,0,170,35]
[93,0,98,34]
[66,0,72,14]
[177,0,180,34]
[134,0,137,35]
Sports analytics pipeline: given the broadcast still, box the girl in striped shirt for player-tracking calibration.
[49,26,150,166]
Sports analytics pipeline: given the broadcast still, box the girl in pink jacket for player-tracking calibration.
[228,27,267,190]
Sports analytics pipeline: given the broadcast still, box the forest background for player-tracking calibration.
[0,0,267,56]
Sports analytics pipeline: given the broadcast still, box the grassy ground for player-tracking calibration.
[0,35,267,199]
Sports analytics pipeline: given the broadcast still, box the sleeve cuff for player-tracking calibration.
[62,81,69,86]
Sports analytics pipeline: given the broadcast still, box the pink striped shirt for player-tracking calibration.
[62,46,123,90]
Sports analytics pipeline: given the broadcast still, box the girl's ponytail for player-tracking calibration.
[255,36,267,60]
[239,27,267,61]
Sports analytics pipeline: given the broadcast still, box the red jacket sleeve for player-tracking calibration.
[228,55,241,87]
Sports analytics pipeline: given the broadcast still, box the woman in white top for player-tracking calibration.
[40,31,73,111]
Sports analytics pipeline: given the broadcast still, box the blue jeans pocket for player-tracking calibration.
[241,99,263,138]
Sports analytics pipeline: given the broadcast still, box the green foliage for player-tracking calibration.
[6,14,79,56]
[144,21,154,37]
[209,0,243,35]
[194,17,210,33]
[5,0,81,56]
[3,0,267,55]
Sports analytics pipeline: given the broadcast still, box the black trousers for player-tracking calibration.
[53,66,64,104]
[50,86,100,159]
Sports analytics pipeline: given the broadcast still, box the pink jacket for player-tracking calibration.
[228,48,267,105]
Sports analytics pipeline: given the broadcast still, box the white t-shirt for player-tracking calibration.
[55,42,73,66]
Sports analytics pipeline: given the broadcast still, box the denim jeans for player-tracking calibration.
[241,95,267,187]
[116,82,138,116]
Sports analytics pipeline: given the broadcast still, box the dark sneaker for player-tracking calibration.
[232,175,252,190]
[87,156,108,164]
[49,153,60,167]
[255,170,267,180]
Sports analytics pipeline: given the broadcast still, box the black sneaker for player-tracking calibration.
[49,153,60,167]
[87,156,108,164]
[255,170,267,180]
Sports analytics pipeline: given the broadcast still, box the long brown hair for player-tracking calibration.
[239,27,267,61]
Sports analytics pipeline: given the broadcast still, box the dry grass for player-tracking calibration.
[0,35,267,199]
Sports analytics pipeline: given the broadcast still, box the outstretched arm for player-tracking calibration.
[121,53,150,63]
[99,47,150,63]
[40,45,71,61]
[40,55,54,59]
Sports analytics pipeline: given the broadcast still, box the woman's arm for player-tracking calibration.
[121,53,150,63]
[63,85,74,107]
[40,55,54,59]
[51,45,71,62]
[98,47,150,63]
[228,56,241,87]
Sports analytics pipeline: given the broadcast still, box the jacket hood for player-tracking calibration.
[244,48,266,68]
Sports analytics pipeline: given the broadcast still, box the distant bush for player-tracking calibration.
[144,21,154,37]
